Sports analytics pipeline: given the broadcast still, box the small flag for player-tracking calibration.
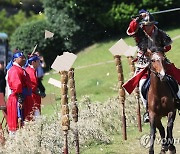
[109,38,129,56]
[124,46,137,57]
[51,52,77,72]
[45,30,54,39]
[48,78,61,88]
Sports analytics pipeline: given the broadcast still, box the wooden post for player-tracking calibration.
[0,93,6,145]
[135,87,142,132]
[127,56,142,132]
[68,68,79,154]
[60,71,70,154]
[114,55,127,140]
[127,56,135,76]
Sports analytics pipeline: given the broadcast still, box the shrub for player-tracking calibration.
[10,19,65,67]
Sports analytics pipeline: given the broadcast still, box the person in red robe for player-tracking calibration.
[125,9,180,122]
[25,54,41,118]
[6,51,33,136]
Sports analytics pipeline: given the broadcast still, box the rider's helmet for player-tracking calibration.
[139,10,158,25]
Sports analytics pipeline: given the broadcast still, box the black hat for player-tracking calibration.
[140,13,158,25]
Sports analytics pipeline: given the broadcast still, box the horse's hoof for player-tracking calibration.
[169,145,176,154]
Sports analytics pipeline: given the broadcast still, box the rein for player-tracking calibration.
[149,62,161,78]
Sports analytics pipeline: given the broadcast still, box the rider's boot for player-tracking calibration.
[141,98,149,123]
[139,78,149,123]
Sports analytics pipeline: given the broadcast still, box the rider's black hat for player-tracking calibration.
[140,13,158,25]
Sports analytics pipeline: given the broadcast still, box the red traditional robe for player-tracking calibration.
[25,66,41,114]
[7,63,33,131]
[123,63,180,94]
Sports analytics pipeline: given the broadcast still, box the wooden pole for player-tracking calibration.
[60,71,70,154]
[0,123,5,145]
[127,56,142,132]
[135,87,142,132]
[114,55,127,140]
[0,93,7,145]
[127,56,135,76]
[68,68,79,154]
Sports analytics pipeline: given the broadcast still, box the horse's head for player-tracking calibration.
[149,50,166,81]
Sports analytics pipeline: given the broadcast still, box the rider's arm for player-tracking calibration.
[127,13,147,36]
[127,19,139,36]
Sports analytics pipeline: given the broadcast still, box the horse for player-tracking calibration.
[147,51,177,154]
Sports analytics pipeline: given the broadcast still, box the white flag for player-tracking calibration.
[45,30,54,39]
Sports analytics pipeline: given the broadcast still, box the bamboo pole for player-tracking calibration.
[68,68,79,154]
[60,71,70,154]
[114,55,127,140]
[127,56,142,132]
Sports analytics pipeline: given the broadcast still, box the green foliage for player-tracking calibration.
[0,10,27,36]
[106,2,138,31]
[70,0,114,41]
[10,20,47,53]
[0,9,44,36]
[20,0,43,15]
[0,0,20,5]
[10,19,65,66]
[42,0,180,54]
[43,0,80,51]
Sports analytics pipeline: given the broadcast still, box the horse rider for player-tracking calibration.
[125,9,180,122]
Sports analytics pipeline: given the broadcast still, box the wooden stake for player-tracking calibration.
[62,130,68,154]
[127,56,142,132]
[114,55,127,140]
[68,68,79,154]
[135,87,142,132]
[60,71,70,154]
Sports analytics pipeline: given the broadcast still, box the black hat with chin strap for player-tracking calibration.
[140,13,158,25]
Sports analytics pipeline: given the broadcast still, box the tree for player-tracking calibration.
[43,0,80,51]
[0,9,44,36]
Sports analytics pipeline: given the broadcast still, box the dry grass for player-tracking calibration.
[0,95,141,154]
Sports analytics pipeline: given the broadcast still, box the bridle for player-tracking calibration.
[149,52,166,80]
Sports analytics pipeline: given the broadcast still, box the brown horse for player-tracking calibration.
[147,51,176,154]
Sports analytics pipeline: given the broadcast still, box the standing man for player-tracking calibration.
[35,51,46,98]
[0,61,6,96]
[25,54,41,118]
[6,51,32,136]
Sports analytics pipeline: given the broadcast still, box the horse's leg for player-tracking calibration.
[149,112,156,154]
[156,120,168,154]
[167,110,176,154]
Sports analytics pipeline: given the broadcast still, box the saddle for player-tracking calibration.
[141,75,179,100]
